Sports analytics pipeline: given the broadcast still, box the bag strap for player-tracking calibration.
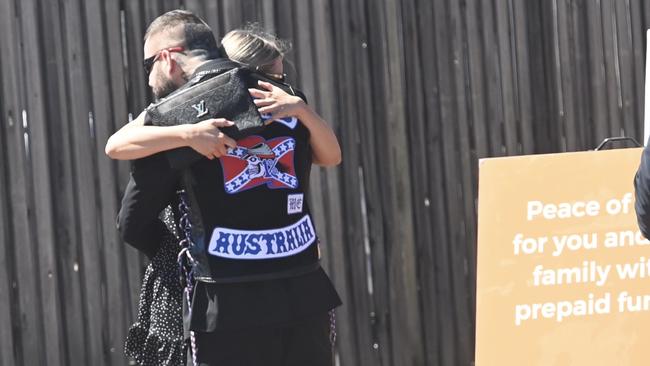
[188,59,246,83]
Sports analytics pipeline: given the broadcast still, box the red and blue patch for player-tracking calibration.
[221,136,298,194]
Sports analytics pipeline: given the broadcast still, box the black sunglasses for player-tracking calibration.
[253,65,286,82]
[143,46,185,75]
[265,72,286,82]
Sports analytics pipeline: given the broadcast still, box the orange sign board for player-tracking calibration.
[476,147,649,366]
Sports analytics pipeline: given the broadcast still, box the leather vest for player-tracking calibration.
[148,59,320,283]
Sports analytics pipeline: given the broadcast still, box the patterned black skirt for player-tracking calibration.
[125,208,185,366]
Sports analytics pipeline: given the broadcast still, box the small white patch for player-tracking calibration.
[261,114,298,129]
[274,116,298,129]
[287,193,304,214]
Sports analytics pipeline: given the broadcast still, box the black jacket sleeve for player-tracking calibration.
[117,152,180,258]
[635,143,650,239]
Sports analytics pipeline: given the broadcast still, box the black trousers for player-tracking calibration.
[188,312,333,366]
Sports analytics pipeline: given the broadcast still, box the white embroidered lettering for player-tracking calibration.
[207,215,317,259]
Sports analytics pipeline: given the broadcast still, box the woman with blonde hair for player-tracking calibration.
[221,25,290,78]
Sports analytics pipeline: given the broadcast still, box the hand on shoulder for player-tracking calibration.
[249,80,307,122]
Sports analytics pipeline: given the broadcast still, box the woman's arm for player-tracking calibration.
[249,81,342,166]
[105,110,237,160]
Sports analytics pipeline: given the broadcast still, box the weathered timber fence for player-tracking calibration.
[0,0,648,365]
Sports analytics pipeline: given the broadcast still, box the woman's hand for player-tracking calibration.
[249,80,341,167]
[249,80,306,121]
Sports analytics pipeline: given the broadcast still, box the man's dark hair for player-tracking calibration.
[144,9,223,59]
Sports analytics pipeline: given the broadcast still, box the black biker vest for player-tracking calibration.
[148,59,320,283]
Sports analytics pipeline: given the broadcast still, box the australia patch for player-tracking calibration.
[221,136,298,194]
[207,215,317,260]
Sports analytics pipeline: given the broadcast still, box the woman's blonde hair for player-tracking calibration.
[221,25,291,73]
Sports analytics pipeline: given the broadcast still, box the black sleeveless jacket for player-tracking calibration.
[118,59,321,283]
[178,119,320,282]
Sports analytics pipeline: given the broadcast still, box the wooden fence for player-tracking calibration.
[0,0,648,365]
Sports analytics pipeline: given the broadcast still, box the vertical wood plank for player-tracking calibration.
[104,0,141,326]
[414,0,457,364]
[401,1,441,364]
[615,0,638,139]
[84,0,132,363]
[204,1,223,36]
[446,0,477,362]
[60,0,106,363]
[144,0,163,27]
[495,0,519,154]
[261,0,276,32]
[465,0,490,159]
[431,0,472,363]
[525,0,555,153]
[569,0,590,149]
[125,1,149,113]
[37,0,89,363]
[291,0,328,296]
[367,0,424,364]
[601,0,624,137]
[18,0,66,364]
[222,0,244,30]
[325,1,371,364]
[310,1,354,365]
[586,0,610,144]
[629,0,645,141]
[0,1,46,364]
[479,0,506,156]
[273,0,298,82]
[554,0,578,150]
[512,0,535,154]
[347,0,392,364]
[239,0,261,24]
[0,61,17,366]
[124,0,153,287]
